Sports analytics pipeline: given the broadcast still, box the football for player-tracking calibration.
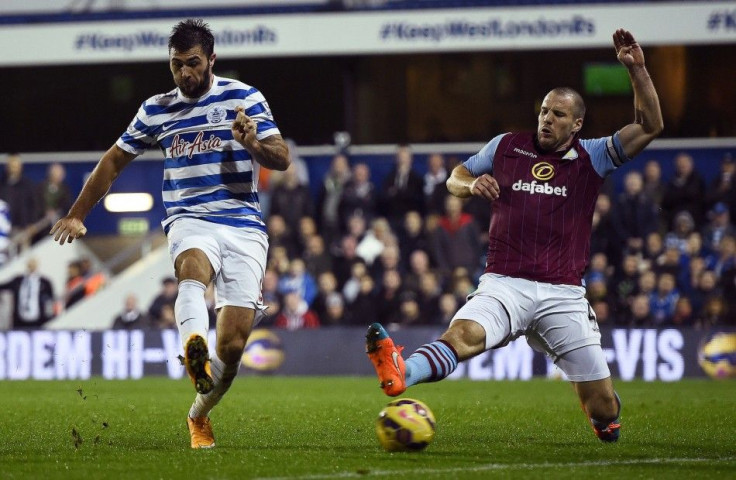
[375,398,436,452]
[698,331,736,379]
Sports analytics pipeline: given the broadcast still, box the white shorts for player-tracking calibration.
[451,273,609,381]
[167,217,268,312]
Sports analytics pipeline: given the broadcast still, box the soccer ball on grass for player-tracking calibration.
[375,398,436,452]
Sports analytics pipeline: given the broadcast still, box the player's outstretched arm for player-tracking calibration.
[50,145,136,244]
[614,28,664,159]
[231,106,290,171]
[446,165,499,201]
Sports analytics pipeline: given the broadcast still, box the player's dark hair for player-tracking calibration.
[169,19,215,57]
[550,87,586,120]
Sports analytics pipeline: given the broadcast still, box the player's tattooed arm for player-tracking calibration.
[231,106,290,171]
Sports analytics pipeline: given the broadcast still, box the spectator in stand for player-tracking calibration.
[332,235,361,288]
[709,234,736,277]
[266,214,299,259]
[403,249,433,294]
[0,199,11,267]
[322,292,351,326]
[347,273,377,326]
[342,260,368,304]
[148,277,178,324]
[691,269,720,319]
[697,296,730,328]
[39,162,72,228]
[379,144,425,229]
[430,195,482,277]
[397,211,429,270]
[665,210,696,254]
[585,272,610,307]
[591,300,612,325]
[704,153,736,216]
[701,202,736,257]
[370,243,402,284]
[590,193,621,268]
[345,213,368,245]
[277,258,318,306]
[680,255,707,301]
[629,294,653,326]
[311,271,339,321]
[417,270,442,323]
[438,293,458,326]
[449,267,475,308]
[267,245,291,277]
[0,257,55,329]
[396,290,423,326]
[157,304,177,329]
[0,154,43,247]
[649,272,679,326]
[65,257,106,308]
[610,253,641,321]
[64,260,83,308]
[377,269,404,326]
[642,159,665,207]
[296,216,318,257]
[112,294,149,330]
[261,268,280,303]
[424,153,448,215]
[653,244,682,280]
[317,153,352,244]
[356,217,395,267]
[641,231,665,271]
[671,297,695,327]
[638,270,658,298]
[339,163,377,233]
[586,252,612,283]
[269,162,314,232]
[611,170,659,256]
[303,234,332,279]
[642,159,667,233]
[274,289,320,330]
[661,152,706,231]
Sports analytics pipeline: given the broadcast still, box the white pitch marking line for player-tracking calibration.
[254,456,736,480]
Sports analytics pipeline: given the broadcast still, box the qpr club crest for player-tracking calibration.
[206,105,227,124]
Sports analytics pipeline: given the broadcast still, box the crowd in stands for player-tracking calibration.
[3,147,736,331]
[249,146,736,330]
[0,154,71,264]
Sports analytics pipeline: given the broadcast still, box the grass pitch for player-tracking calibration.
[1,376,734,479]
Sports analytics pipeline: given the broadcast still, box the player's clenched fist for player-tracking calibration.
[470,174,500,201]
[50,216,87,244]
[231,106,257,147]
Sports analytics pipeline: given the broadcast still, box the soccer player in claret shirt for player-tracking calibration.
[367,29,663,443]
[51,19,290,448]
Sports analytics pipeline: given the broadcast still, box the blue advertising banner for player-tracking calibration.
[0,327,733,381]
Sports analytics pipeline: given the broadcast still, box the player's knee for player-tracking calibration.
[440,320,486,361]
[217,338,246,364]
[175,249,213,285]
[216,306,255,363]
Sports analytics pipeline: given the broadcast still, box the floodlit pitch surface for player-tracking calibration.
[1,377,734,479]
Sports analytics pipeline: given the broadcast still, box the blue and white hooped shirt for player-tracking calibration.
[116,75,280,234]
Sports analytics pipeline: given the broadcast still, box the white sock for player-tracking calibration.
[175,279,209,351]
[189,353,241,418]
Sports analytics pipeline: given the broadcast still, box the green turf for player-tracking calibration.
[1,377,734,479]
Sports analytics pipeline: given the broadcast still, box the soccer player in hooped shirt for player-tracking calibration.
[50,19,290,448]
[367,29,663,443]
